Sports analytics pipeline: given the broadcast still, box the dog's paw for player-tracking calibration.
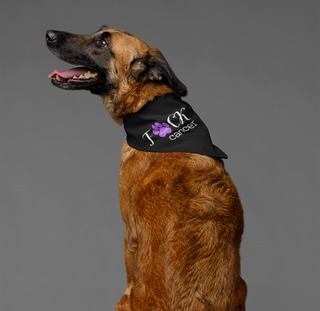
[152,122,172,137]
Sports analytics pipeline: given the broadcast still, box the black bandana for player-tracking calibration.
[123,93,228,159]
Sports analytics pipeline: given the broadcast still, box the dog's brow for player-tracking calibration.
[101,31,111,38]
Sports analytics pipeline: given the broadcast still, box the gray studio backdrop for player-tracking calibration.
[1,0,319,310]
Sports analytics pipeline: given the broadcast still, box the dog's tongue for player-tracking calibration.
[48,67,90,78]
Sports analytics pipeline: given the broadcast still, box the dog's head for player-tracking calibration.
[46,25,187,124]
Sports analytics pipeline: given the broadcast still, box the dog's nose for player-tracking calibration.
[46,30,58,44]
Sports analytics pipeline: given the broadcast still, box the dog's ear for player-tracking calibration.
[129,48,187,97]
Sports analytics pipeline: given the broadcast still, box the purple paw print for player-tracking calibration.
[152,122,172,137]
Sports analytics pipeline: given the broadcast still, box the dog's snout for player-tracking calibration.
[46,30,59,45]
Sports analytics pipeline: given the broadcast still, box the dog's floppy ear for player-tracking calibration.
[129,48,187,97]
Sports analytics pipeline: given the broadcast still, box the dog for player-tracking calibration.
[46,25,247,311]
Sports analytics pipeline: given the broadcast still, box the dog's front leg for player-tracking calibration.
[115,226,138,311]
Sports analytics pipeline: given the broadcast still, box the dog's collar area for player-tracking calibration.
[123,93,228,159]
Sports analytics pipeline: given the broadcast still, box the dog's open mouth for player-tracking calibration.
[48,67,102,90]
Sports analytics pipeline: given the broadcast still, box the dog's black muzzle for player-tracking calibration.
[45,30,75,51]
[46,29,110,94]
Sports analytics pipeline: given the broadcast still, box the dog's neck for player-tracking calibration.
[122,93,228,159]
[101,82,173,125]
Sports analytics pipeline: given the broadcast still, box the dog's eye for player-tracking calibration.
[99,39,107,47]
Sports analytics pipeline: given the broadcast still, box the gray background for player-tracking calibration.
[1,0,319,310]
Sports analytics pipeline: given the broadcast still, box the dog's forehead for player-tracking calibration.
[94,27,150,53]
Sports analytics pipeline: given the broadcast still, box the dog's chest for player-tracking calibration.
[118,145,155,227]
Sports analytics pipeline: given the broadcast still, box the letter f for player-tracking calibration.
[142,129,155,146]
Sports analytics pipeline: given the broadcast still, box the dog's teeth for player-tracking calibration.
[52,72,96,82]
[85,71,97,79]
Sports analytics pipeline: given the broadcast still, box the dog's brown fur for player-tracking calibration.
[46,26,247,311]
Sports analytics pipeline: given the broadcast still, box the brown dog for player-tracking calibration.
[46,25,247,311]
